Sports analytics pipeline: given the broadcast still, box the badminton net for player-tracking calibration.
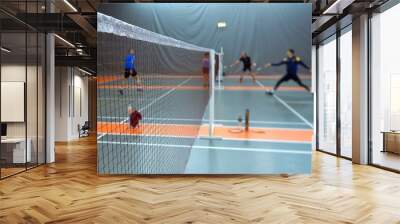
[97,13,215,174]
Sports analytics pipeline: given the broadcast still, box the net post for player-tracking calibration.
[209,49,216,136]
[217,47,224,89]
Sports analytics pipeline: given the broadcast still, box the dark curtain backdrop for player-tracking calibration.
[98,3,312,74]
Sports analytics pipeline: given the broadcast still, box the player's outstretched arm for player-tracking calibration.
[271,58,287,67]
[298,59,310,70]
[230,60,240,67]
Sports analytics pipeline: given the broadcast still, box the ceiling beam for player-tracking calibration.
[323,0,356,14]
[67,13,97,45]
[55,55,96,71]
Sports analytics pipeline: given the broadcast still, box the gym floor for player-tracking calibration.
[97,73,313,174]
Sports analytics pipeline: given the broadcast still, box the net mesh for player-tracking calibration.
[97,13,213,174]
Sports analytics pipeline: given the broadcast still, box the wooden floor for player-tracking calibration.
[1,137,400,224]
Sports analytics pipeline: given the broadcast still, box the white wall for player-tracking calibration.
[55,67,69,141]
[1,64,46,163]
[1,65,43,137]
[1,65,26,139]
[1,65,26,82]
[54,67,89,141]
[71,72,89,138]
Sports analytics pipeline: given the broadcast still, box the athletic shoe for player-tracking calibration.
[266,90,274,95]
[119,89,124,95]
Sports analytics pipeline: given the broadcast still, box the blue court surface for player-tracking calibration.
[97,74,313,174]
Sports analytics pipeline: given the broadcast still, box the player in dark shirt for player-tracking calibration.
[264,49,310,95]
[128,105,142,128]
[230,52,257,83]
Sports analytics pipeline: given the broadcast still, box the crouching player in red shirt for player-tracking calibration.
[128,105,142,128]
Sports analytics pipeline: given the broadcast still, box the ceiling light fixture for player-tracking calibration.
[63,0,78,12]
[54,34,75,48]
[323,0,341,14]
[78,67,93,76]
[217,21,227,28]
[1,47,11,53]
[322,0,354,15]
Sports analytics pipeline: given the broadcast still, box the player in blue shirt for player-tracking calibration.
[264,49,310,95]
[120,49,141,95]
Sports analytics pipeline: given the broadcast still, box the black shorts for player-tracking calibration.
[281,74,301,82]
[124,68,137,78]
[242,66,251,72]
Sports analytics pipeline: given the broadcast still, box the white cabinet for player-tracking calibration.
[1,138,32,163]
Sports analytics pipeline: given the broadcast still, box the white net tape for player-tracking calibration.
[97,13,212,53]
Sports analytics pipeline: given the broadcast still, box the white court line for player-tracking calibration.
[256,80,313,129]
[221,137,310,144]
[151,118,306,125]
[284,101,314,105]
[97,77,192,140]
[98,97,150,102]
[97,116,306,126]
[139,77,192,112]
[272,95,313,128]
[97,132,311,144]
[97,141,311,155]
